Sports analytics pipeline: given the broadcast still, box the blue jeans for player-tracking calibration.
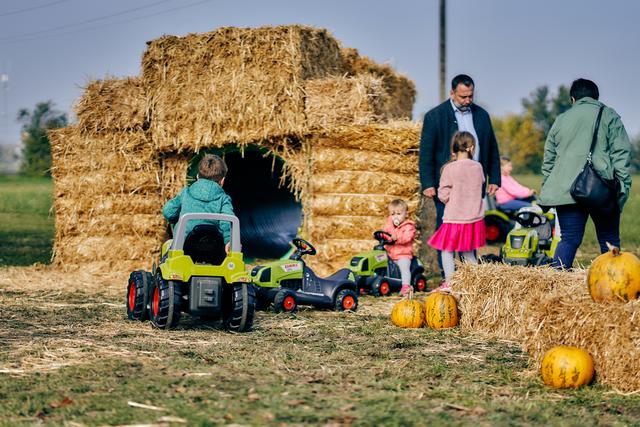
[552,204,620,269]
[498,199,532,211]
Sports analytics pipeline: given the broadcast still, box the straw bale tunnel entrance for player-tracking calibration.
[187,145,302,259]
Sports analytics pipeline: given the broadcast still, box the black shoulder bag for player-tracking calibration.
[569,106,619,214]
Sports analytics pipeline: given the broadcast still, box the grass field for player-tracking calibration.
[1,175,639,426]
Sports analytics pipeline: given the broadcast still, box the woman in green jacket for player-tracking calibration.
[540,78,632,268]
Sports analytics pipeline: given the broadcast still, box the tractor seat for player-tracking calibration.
[183,224,226,265]
[323,268,353,282]
[536,220,553,250]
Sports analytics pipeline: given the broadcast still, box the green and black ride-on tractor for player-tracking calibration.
[490,207,561,266]
[126,213,255,332]
[251,238,359,313]
[484,195,516,244]
[349,230,427,296]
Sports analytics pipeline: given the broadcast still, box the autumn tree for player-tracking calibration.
[492,114,545,173]
[18,101,67,176]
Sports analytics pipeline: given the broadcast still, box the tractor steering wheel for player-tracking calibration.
[373,230,395,245]
[514,211,546,228]
[290,237,317,260]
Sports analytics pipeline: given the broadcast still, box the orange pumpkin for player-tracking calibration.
[541,346,594,389]
[424,292,458,329]
[587,244,640,302]
[390,296,424,328]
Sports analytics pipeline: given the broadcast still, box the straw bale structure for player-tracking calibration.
[454,263,640,392]
[51,25,430,275]
[341,47,416,120]
[142,25,345,152]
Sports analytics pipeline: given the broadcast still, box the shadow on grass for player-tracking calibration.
[0,228,53,266]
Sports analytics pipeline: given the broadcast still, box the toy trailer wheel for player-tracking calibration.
[273,289,298,313]
[412,274,427,292]
[223,283,256,332]
[149,273,182,329]
[371,277,391,297]
[335,289,358,311]
[126,270,152,321]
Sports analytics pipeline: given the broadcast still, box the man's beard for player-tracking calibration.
[454,102,471,112]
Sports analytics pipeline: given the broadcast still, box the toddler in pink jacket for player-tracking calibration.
[383,199,416,296]
[495,156,536,211]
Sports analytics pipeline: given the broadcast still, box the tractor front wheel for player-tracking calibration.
[149,273,182,329]
[335,289,358,311]
[223,283,256,332]
[274,289,298,313]
[126,270,152,321]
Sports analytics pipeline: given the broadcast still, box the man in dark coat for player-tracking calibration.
[419,74,501,274]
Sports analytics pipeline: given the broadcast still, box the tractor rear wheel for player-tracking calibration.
[335,289,358,311]
[412,274,427,292]
[485,215,511,244]
[149,273,182,329]
[223,283,256,332]
[126,270,152,321]
[273,289,298,313]
[371,276,391,297]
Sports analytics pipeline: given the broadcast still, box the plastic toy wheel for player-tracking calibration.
[484,215,511,244]
[149,273,182,329]
[273,289,298,313]
[371,276,391,297]
[335,289,358,311]
[126,270,152,321]
[222,283,256,332]
[412,274,427,292]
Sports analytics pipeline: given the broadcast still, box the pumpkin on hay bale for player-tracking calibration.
[424,291,459,329]
[541,346,594,389]
[587,243,640,302]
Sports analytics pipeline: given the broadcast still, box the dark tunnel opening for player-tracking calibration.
[188,145,302,260]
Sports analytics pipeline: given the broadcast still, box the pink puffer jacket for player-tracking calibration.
[382,216,416,260]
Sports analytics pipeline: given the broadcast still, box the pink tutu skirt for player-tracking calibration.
[428,219,486,252]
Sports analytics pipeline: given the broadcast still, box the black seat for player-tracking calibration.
[183,224,226,265]
[536,219,553,250]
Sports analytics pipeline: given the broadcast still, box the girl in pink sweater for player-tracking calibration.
[495,156,536,210]
[428,131,486,290]
[382,199,416,296]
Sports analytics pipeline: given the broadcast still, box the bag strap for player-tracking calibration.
[587,106,605,162]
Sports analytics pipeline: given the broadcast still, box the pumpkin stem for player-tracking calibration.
[606,242,620,256]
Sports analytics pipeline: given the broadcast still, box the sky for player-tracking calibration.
[1,0,639,146]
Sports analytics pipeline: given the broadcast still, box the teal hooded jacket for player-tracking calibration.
[540,97,632,210]
[162,179,235,243]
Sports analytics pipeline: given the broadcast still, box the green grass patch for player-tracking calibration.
[0,176,54,266]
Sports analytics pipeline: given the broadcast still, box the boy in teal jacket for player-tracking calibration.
[162,154,235,249]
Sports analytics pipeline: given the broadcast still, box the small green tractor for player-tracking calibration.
[251,238,359,313]
[499,208,561,266]
[126,213,255,332]
[348,230,427,296]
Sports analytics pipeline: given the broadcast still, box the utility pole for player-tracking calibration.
[0,73,8,146]
[439,0,446,101]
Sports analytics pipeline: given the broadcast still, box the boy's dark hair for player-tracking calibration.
[451,74,474,90]
[570,78,599,101]
[198,154,227,182]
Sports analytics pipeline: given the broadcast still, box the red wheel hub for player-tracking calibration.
[416,279,426,292]
[153,287,160,317]
[128,282,136,310]
[283,295,296,311]
[380,282,390,295]
[486,225,500,241]
[342,295,355,310]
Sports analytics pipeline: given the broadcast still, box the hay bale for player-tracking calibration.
[341,47,416,119]
[54,236,161,267]
[74,77,146,134]
[143,25,345,152]
[312,147,416,174]
[304,74,388,129]
[454,263,640,392]
[522,282,640,393]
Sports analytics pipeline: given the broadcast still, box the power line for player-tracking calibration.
[0,0,175,41]
[0,0,72,18]
[0,0,213,44]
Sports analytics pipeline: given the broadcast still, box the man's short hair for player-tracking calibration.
[451,74,474,90]
[570,78,599,101]
[198,154,228,182]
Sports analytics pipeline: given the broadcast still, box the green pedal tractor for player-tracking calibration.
[349,230,427,296]
[251,238,359,313]
[499,208,561,266]
[126,213,255,332]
